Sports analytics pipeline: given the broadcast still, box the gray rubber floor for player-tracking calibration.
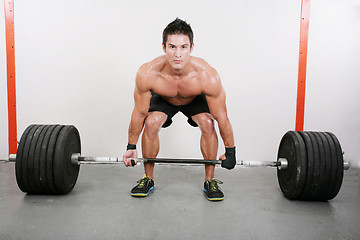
[0,162,359,240]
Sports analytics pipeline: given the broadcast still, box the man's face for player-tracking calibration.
[163,34,193,70]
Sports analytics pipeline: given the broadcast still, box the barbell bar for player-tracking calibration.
[69,154,288,169]
[9,153,288,168]
[8,153,350,170]
[8,124,350,201]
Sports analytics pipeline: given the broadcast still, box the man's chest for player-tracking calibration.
[152,75,203,98]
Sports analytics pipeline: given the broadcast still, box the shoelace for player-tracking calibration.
[137,177,149,188]
[210,179,223,191]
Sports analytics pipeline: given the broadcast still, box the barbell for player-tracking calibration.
[8,124,350,201]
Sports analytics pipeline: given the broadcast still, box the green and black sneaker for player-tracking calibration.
[131,174,155,197]
[204,179,224,201]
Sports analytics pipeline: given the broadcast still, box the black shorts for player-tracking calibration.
[148,92,210,128]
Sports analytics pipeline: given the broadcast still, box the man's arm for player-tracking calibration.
[128,86,151,145]
[204,70,236,169]
[123,67,152,166]
[205,73,235,148]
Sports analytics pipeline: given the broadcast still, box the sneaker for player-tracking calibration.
[131,174,155,197]
[204,179,224,201]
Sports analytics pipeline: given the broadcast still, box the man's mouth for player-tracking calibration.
[174,60,182,64]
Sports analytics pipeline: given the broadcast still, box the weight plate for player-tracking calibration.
[298,131,314,200]
[277,131,307,200]
[27,125,47,193]
[15,125,37,193]
[318,132,333,201]
[325,132,344,200]
[311,132,329,201]
[323,132,338,200]
[39,125,58,193]
[46,125,65,194]
[21,125,42,193]
[53,125,81,194]
[33,125,52,193]
[306,132,321,199]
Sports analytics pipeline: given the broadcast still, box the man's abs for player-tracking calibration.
[160,94,199,106]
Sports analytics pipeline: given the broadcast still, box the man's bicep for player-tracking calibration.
[203,70,226,117]
[134,87,151,114]
[133,67,152,114]
[206,91,228,120]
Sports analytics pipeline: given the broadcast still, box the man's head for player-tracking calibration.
[162,18,193,49]
[162,18,194,70]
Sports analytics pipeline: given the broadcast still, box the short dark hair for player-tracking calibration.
[162,18,193,48]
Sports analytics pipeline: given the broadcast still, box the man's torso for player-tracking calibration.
[143,56,214,106]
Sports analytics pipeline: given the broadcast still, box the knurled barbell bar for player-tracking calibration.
[8,124,350,200]
[67,154,287,169]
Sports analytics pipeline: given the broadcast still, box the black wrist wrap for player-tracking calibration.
[127,144,136,150]
[225,147,236,155]
[221,146,236,170]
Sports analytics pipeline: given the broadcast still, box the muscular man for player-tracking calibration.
[122,18,236,201]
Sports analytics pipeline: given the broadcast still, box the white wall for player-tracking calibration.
[1,0,359,168]
[0,5,9,159]
[305,0,360,168]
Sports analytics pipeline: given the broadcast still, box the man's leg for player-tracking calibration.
[191,113,218,180]
[141,111,167,179]
[192,113,224,201]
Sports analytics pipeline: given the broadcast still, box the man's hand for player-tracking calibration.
[219,147,236,170]
[122,149,138,167]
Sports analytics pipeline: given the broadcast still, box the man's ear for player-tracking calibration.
[190,43,194,53]
[162,43,166,53]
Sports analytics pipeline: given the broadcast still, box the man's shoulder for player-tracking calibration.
[136,56,165,89]
[190,57,222,96]
[190,57,219,83]
[191,57,218,77]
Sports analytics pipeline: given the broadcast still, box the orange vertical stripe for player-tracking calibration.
[4,0,17,154]
[295,0,311,131]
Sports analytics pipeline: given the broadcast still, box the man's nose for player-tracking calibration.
[175,48,181,57]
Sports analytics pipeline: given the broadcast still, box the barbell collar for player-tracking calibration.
[343,161,350,170]
[9,154,16,162]
[277,158,288,170]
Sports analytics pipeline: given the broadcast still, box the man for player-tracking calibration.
[122,18,236,201]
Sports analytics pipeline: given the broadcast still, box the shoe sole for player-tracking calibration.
[131,187,154,197]
[203,188,224,201]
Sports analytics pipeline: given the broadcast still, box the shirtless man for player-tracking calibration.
[122,18,236,201]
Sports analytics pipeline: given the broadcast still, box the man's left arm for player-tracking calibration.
[205,74,236,169]
[206,91,234,147]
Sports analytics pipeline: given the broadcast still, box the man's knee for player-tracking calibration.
[193,113,215,135]
[144,112,167,135]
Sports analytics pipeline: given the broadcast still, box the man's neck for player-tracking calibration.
[164,58,192,78]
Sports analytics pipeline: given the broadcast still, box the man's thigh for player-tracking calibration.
[181,94,210,127]
[191,113,215,129]
[148,93,179,128]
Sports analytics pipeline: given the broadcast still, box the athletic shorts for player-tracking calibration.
[148,92,210,128]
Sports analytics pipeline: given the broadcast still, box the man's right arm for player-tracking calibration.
[128,87,151,145]
[123,67,152,166]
